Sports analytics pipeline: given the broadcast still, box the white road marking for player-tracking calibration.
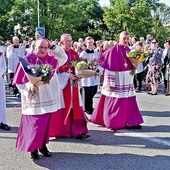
[115,129,170,147]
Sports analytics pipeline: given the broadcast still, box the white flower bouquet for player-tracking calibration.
[19,57,53,86]
[19,57,53,100]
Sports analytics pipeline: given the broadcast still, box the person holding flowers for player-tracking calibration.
[91,31,143,130]
[79,36,102,115]
[49,33,89,139]
[133,41,145,92]
[13,38,67,159]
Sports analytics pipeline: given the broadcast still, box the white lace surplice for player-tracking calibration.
[17,73,65,115]
[102,69,136,98]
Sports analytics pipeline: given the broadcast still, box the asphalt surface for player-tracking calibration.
[1,82,170,170]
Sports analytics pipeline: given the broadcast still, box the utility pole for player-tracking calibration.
[37,0,40,27]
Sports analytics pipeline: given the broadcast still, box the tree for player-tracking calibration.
[0,0,15,41]
[0,0,169,44]
[151,2,170,43]
[103,0,154,40]
[0,0,104,42]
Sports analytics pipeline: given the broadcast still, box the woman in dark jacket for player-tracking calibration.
[162,40,170,95]
[146,39,163,95]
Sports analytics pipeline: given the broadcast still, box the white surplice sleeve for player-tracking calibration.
[58,72,70,89]
[0,54,7,77]
[49,45,68,68]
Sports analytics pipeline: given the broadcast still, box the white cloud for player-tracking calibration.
[159,0,170,6]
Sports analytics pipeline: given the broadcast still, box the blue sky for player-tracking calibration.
[99,0,170,6]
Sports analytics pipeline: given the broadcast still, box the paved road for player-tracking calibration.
[1,83,170,170]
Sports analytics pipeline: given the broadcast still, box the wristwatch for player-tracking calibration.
[50,45,56,50]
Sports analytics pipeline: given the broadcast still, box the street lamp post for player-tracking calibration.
[36,0,45,37]
[37,0,40,27]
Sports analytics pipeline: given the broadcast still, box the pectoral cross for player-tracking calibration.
[124,62,128,67]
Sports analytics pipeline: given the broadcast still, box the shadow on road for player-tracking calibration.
[32,152,170,170]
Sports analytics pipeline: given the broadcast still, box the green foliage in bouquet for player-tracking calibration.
[126,50,149,76]
[71,60,89,70]
[126,50,149,61]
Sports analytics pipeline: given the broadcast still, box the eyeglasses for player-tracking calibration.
[152,42,157,44]
[65,40,73,43]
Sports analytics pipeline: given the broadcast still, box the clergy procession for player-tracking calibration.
[1,30,170,169]
[0,31,170,159]
[1,0,170,168]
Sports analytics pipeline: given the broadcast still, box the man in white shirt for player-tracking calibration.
[6,36,25,97]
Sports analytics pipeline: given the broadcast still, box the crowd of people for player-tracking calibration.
[0,31,170,160]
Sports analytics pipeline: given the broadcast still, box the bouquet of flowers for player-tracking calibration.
[126,50,148,66]
[71,59,98,78]
[19,57,53,99]
[86,58,99,70]
[26,63,52,84]
[126,50,149,75]
[71,58,100,86]
[19,57,53,86]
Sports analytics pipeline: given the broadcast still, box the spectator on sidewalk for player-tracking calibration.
[146,39,163,95]
[162,40,170,96]
[133,41,144,92]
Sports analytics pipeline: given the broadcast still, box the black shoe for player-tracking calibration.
[165,93,170,96]
[75,134,84,139]
[125,125,142,129]
[85,109,94,115]
[82,133,90,138]
[31,149,40,159]
[0,123,11,130]
[135,88,142,92]
[151,93,157,95]
[39,145,52,157]
[136,90,141,92]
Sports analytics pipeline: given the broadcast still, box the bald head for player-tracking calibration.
[13,36,19,45]
[119,31,129,38]
[60,33,73,51]
[34,39,49,58]
[119,31,130,46]
[35,39,48,46]
[60,33,71,42]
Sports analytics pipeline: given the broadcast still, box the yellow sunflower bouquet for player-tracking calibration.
[126,50,148,66]
[126,50,149,75]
